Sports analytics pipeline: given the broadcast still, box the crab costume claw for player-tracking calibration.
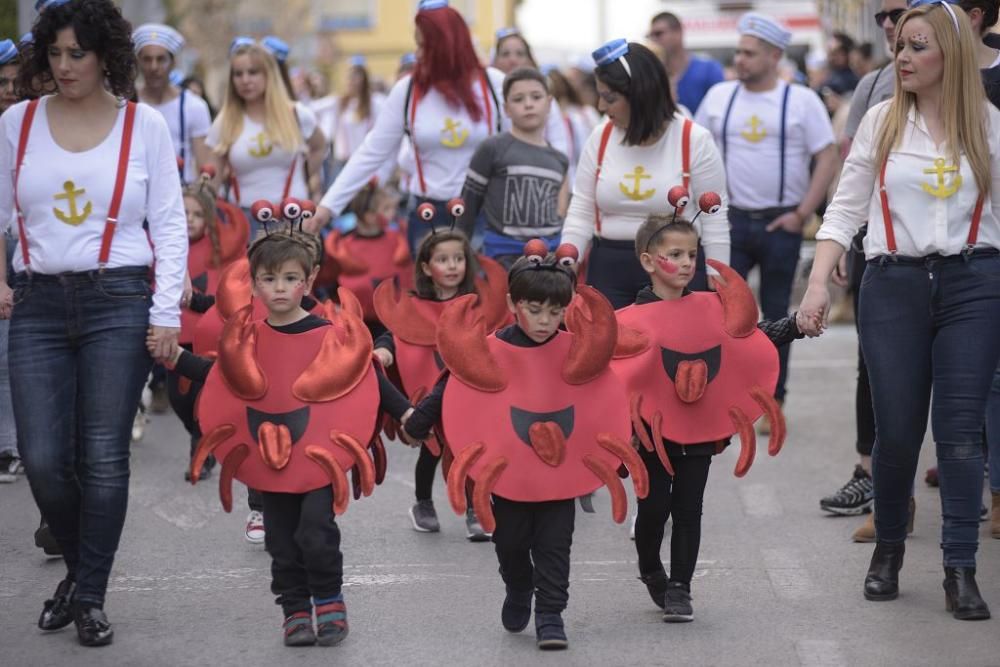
[305,445,352,515]
[190,424,237,484]
[293,303,373,403]
[447,442,485,515]
[597,433,649,499]
[473,256,513,331]
[219,444,251,512]
[751,386,786,456]
[216,258,253,320]
[330,430,376,497]
[472,457,508,534]
[218,305,268,400]
[373,280,438,345]
[437,295,508,392]
[563,286,617,385]
[730,406,757,477]
[707,259,758,338]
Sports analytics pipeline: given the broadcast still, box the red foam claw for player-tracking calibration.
[190,424,236,484]
[583,455,628,523]
[219,444,251,512]
[331,430,375,497]
[306,444,351,515]
[472,457,508,534]
[370,436,387,485]
[752,386,786,456]
[629,393,655,453]
[598,433,649,500]
[650,411,675,477]
[730,405,757,477]
[447,442,485,515]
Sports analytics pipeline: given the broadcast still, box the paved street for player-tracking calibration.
[1,324,998,666]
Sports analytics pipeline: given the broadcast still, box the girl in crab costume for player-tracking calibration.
[319,179,414,336]
[163,228,416,648]
[404,242,650,651]
[611,186,815,623]
[374,200,510,539]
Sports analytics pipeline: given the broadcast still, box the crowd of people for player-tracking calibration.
[0,0,998,653]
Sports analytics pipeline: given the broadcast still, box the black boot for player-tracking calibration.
[38,578,76,631]
[534,612,568,650]
[501,587,532,632]
[638,569,667,609]
[943,567,991,620]
[73,604,114,646]
[864,541,904,601]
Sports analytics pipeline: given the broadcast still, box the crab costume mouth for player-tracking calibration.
[510,405,574,465]
[660,345,721,403]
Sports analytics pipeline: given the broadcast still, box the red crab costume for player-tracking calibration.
[612,258,786,478]
[189,286,387,515]
[320,227,414,322]
[436,249,649,533]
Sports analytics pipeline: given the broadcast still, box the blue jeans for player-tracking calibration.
[987,367,1000,492]
[728,206,802,401]
[9,267,153,607]
[858,253,1000,567]
[0,231,16,456]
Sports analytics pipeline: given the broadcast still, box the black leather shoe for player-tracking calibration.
[501,587,532,632]
[638,569,667,609]
[73,605,114,647]
[864,541,904,601]
[944,567,991,620]
[38,579,76,631]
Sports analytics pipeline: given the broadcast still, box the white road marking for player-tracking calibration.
[762,548,817,600]
[740,483,784,518]
[796,639,847,667]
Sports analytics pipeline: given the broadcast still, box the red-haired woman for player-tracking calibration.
[311,0,505,252]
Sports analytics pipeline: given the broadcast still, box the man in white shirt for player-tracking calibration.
[133,24,212,184]
[695,13,838,408]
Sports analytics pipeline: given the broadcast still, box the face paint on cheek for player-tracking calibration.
[656,257,679,275]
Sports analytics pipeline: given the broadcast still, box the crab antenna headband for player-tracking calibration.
[509,239,579,284]
[908,0,961,33]
[592,38,631,78]
[644,188,722,252]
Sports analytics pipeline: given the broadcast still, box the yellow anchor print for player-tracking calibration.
[741,115,766,142]
[440,117,468,148]
[619,166,656,201]
[53,180,92,226]
[248,132,273,158]
[921,158,962,199]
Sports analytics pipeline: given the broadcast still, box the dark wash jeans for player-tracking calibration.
[858,252,1000,567]
[9,267,153,607]
[728,206,802,401]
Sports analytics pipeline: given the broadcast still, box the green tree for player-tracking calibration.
[0,0,18,40]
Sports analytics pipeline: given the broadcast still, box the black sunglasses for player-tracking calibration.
[874,8,906,26]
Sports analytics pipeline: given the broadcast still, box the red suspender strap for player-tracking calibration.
[479,73,493,136]
[593,122,615,235]
[409,84,428,196]
[681,118,693,191]
[13,99,40,270]
[878,159,897,254]
[98,101,137,267]
[282,155,297,201]
[967,194,985,250]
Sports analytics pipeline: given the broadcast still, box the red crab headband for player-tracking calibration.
[642,186,722,253]
[507,238,580,287]
[415,197,466,235]
[249,197,318,239]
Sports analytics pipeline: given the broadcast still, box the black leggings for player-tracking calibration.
[633,446,712,585]
[415,443,439,502]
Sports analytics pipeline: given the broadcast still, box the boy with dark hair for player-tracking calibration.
[457,67,569,266]
[158,231,416,648]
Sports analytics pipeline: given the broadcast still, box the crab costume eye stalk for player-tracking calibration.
[251,200,277,229]
[523,238,548,264]
[281,197,303,224]
[555,244,579,270]
[300,200,317,224]
[667,185,690,211]
[613,259,786,478]
[200,164,217,180]
[699,191,722,215]
[417,202,436,222]
[447,197,465,219]
[436,286,649,534]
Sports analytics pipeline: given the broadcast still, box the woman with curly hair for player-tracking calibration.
[0,0,187,646]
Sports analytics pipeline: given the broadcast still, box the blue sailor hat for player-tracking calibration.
[349,54,367,68]
[737,13,792,51]
[592,38,629,67]
[35,0,71,12]
[418,0,448,11]
[400,52,417,67]
[0,39,18,65]
[262,36,290,63]
[229,36,256,56]
[133,23,185,55]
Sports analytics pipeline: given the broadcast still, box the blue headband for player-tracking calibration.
[400,52,417,67]
[418,0,448,11]
[35,0,71,11]
[592,38,631,77]
[0,39,17,65]
[908,0,961,32]
[262,36,290,63]
[349,54,366,68]
[229,36,256,56]
[495,27,520,41]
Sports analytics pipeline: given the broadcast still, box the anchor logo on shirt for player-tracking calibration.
[619,166,656,201]
[741,115,767,142]
[52,180,92,226]
[921,158,962,199]
[249,132,273,158]
[441,118,468,148]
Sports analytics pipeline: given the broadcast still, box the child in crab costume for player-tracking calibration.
[373,198,510,539]
[161,227,416,648]
[318,179,414,336]
[612,186,815,623]
[404,241,650,651]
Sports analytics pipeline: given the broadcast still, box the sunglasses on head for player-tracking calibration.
[874,8,906,26]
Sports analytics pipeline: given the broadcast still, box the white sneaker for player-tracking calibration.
[131,407,148,443]
[629,511,637,540]
[245,510,265,544]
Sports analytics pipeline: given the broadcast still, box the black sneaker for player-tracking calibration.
[409,500,440,533]
[534,612,568,650]
[73,605,114,646]
[465,509,491,542]
[820,465,873,516]
[662,582,694,623]
[501,587,532,632]
[0,452,23,483]
[639,569,667,609]
[34,520,62,558]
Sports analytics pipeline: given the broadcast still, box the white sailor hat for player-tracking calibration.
[19,32,33,46]
[0,39,18,65]
[230,36,256,56]
[133,23,185,56]
[35,0,71,12]
[262,36,290,63]
[738,13,792,51]
[418,0,448,11]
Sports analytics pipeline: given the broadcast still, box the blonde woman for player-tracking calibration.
[800,1,1000,620]
[206,39,326,239]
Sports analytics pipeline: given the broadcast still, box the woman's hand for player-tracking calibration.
[797,283,830,337]
[0,282,12,320]
[147,326,181,364]
[304,206,333,234]
[181,272,193,310]
[831,253,849,288]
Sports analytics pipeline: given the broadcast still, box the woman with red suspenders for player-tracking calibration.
[560,40,730,308]
[0,0,187,646]
[311,0,505,253]
[801,2,1000,620]
[206,39,326,241]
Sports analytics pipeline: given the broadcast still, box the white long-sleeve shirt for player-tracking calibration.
[544,98,570,158]
[818,101,1000,258]
[0,97,188,327]
[321,69,507,215]
[561,115,730,268]
[312,93,387,162]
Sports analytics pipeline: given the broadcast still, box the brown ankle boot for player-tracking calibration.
[853,499,915,543]
[991,492,1000,540]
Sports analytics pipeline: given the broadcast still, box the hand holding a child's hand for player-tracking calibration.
[0,282,12,320]
[797,285,829,337]
[373,348,394,368]
[399,408,421,448]
[146,326,180,365]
